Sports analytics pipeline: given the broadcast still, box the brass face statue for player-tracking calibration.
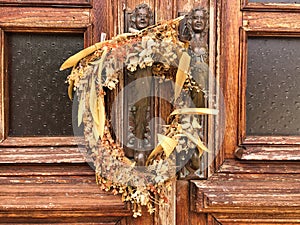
[186,6,209,63]
[129,3,154,32]
[125,4,154,166]
[189,7,208,34]
[181,6,209,175]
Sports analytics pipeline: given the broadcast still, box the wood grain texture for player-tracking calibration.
[0,28,4,142]
[211,213,300,225]
[0,136,82,146]
[242,0,300,12]
[0,0,91,7]
[0,147,86,163]
[218,159,300,174]
[0,164,131,223]
[176,180,207,225]
[219,0,242,160]
[191,173,300,213]
[0,7,90,29]
[155,0,176,21]
[244,11,300,30]
[235,146,300,160]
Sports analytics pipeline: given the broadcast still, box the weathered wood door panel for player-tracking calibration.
[1,0,299,224]
[188,0,300,225]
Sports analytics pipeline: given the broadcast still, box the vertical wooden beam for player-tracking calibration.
[176,180,207,225]
[0,28,5,142]
[92,0,108,42]
[218,0,242,161]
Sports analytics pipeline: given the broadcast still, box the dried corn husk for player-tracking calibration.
[146,145,163,166]
[77,94,85,127]
[174,52,190,100]
[97,96,105,139]
[68,78,74,100]
[89,76,99,125]
[181,131,210,153]
[170,108,218,116]
[60,41,108,70]
[157,134,178,158]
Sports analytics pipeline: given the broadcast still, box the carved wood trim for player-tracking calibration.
[235,146,300,160]
[0,7,90,29]
[0,28,5,142]
[211,213,300,224]
[0,164,131,223]
[0,147,86,163]
[0,0,92,7]
[191,173,300,214]
[0,136,82,146]
[241,0,300,12]
[218,159,300,174]
[243,11,300,30]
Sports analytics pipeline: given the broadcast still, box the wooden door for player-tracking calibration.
[185,0,300,225]
[1,0,299,224]
[0,1,132,224]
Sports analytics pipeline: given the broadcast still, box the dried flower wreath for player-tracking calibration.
[60,16,217,217]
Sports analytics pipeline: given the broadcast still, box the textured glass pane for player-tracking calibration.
[246,37,300,136]
[248,0,300,3]
[7,33,84,136]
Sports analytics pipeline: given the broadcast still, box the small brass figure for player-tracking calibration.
[180,6,209,174]
[128,3,154,33]
[126,4,154,166]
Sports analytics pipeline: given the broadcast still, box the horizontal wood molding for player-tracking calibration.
[0,163,131,223]
[0,147,86,163]
[218,159,300,174]
[243,11,300,30]
[235,146,300,160]
[0,0,92,8]
[0,136,83,147]
[0,7,90,29]
[191,173,300,214]
[241,0,300,12]
[211,212,300,224]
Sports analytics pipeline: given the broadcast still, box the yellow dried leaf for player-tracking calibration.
[196,137,208,156]
[174,52,190,100]
[122,157,134,166]
[96,48,108,80]
[89,76,100,125]
[68,79,74,100]
[97,96,105,139]
[77,95,85,127]
[157,134,178,158]
[170,108,219,116]
[60,41,108,71]
[192,117,201,129]
[146,145,163,166]
[92,121,100,142]
[182,131,210,153]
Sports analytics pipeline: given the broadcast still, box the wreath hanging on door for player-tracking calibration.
[60,16,217,217]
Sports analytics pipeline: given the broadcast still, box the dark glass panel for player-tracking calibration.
[246,37,300,136]
[7,33,83,136]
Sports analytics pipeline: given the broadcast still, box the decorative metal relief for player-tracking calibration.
[178,6,210,178]
[125,3,154,33]
[124,4,155,166]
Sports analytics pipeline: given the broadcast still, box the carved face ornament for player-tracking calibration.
[191,10,206,33]
[136,8,150,30]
